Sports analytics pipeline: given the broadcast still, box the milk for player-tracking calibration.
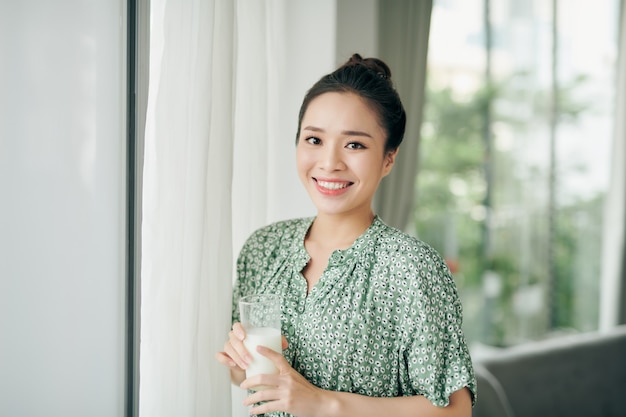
[243,326,282,379]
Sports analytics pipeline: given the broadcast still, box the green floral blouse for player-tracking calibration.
[232,216,476,416]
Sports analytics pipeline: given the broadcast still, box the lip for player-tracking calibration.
[313,177,353,196]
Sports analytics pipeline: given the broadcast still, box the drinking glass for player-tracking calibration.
[239,294,282,383]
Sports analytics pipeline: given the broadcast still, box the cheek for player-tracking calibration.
[295,148,310,177]
[356,157,382,175]
[356,159,387,184]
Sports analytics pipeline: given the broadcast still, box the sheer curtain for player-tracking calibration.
[373,0,433,231]
[139,0,235,416]
[600,0,626,329]
[231,0,287,252]
[230,2,289,415]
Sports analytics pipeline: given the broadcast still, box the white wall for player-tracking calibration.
[0,1,127,416]
[335,0,379,64]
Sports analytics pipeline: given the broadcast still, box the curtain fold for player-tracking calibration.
[231,0,287,253]
[373,0,433,232]
[230,2,287,414]
[139,0,234,416]
[600,0,626,329]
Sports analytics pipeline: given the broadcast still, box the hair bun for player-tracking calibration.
[297,52,406,152]
[345,53,392,80]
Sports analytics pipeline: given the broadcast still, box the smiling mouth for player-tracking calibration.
[315,179,353,191]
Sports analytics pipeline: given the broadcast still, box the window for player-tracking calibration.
[416,0,620,348]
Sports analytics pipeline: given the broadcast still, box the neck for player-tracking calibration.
[308,210,375,249]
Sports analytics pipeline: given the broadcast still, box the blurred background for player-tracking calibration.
[418,0,620,349]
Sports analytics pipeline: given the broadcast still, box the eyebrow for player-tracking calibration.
[302,125,373,138]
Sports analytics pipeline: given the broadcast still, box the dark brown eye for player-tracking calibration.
[346,142,366,150]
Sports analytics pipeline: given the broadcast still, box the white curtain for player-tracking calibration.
[230,3,289,415]
[139,1,370,416]
[231,0,287,252]
[600,0,626,330]
[139,0,235,416]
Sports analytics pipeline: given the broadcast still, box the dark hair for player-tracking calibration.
[295,53,406,153]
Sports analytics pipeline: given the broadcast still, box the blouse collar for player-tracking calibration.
[291,215,385,267]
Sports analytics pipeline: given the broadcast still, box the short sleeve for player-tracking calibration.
[403,249,476,407]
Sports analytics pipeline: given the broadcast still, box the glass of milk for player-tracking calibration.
[239,294,282,387]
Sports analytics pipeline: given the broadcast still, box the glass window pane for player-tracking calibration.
[418,0,619,348]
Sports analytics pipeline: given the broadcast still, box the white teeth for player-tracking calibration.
[317,180,349,190]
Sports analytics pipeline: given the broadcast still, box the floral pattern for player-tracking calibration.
[232,216,476,416]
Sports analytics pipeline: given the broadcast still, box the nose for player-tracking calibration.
[320,144,345,171]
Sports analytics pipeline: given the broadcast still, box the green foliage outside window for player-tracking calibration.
[414,75,602,347]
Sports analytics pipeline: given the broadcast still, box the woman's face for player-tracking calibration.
[296,92,397,219]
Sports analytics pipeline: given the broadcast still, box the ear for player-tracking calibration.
[382,148,399,177]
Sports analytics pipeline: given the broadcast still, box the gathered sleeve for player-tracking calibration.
[401,245,477,407]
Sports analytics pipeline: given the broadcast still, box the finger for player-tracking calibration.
[248,397,280,416]
[240,374,279,392]
[228,329,253,365]
[224,336,249,369]
[232,322,246,340]
[214,351,238,368]
[223,345,245,369]
[281,335,289,350]
[243,387,284,415]
[242,385,279,406]
[230,323,254,364]
[256,345,289,370]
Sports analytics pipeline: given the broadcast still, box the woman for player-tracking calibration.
[216,54,476,416]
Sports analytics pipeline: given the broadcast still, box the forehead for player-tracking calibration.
[302,92,382,133]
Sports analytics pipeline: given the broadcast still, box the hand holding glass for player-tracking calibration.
[239,294,282,383]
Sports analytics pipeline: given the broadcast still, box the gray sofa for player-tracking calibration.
[472,325,626,417]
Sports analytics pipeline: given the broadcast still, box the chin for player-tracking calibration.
[311,204,347,217]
